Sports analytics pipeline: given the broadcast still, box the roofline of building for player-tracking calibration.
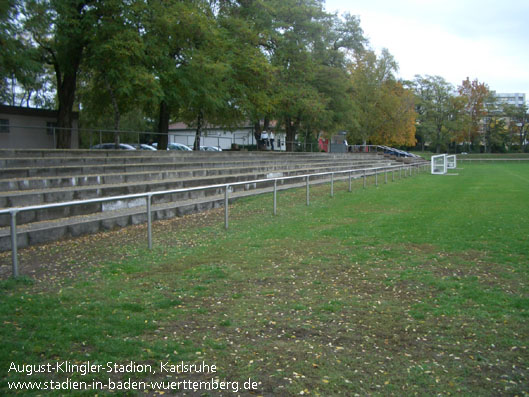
[0,104,79,119]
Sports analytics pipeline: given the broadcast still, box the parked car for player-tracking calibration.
[129,143,157,151]
[200,146,222,151]
[152,142,193,151]
[90,143,136,150]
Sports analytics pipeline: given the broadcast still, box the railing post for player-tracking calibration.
[10,211,18,278]
[363,169,366,189]
[385,169,388,184]
[330,173,334,197]
[147,195,152,250]
[225,185,229,229]
[348,171,352,192]
[375,169,378,187]
[399,167,402,179]
[392,169,395,182]
[273,179,277,216]
[306,176,310,206]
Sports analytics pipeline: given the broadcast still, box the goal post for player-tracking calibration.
[447,155,457,169]
[431,154,447,174]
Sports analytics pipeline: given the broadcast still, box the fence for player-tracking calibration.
[1,125,324,152]
[457,158,529,163]
[1,162,429,278]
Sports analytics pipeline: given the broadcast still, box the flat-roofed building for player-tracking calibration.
[495,93,526,107]
[0,105,79,149]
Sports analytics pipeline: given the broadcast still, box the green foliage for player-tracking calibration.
[348,49,416,146]
[0,0,52,107]
[81,0,162,132]
[412,75,465,153]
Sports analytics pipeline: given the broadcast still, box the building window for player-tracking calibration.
[46,122,57,136]
[0,119,9,133]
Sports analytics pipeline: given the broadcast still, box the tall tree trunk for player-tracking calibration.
[56,71,78,148]
[107,83,120,148]
[157,100,169,150]
[54,40,83,149]
[194,111,203,151]
[285,117,298,152]
[435,128,441,153]
[253,120,262,143]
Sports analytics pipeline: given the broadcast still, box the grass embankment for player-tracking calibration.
[1,163,528,395]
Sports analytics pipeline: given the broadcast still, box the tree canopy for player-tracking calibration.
[15,0,518,151]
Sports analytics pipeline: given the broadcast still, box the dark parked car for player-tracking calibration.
[152,142,192,151]
[129,143,157,151]
[200,146,222,151]
[90,143,136,150]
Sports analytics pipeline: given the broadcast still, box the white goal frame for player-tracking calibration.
[431,154,447,174]
[447,155,457,169]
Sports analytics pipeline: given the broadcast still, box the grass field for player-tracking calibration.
[412,151,529,160]
[1,163,528,396]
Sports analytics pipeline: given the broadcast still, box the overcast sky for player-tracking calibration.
[324,0,529,101]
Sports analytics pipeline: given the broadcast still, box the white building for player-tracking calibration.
[495,93,526,108]
[168,122,286,151]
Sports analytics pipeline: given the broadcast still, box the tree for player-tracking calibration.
[18,0,103,148]
[458,77,489,152]
[0,0,53,108]
[137,0,223,150]
[502,103,528,151]
[256,1,366,151]
[413,75,462,153]
[348,49,416,147]
[80,0,161,146]
[177,1,275,150]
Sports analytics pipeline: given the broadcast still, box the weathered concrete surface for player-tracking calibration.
[0,150,425,250]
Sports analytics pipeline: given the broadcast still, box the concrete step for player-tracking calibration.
[0,161,396,227]
[0,159,388,189]
[0,167,385,251]
[0,150,376,168]
[0,148,377,159]
[0,157,384,179]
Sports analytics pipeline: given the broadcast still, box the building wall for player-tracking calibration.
[0,105,79,149]
[496,93,526,107]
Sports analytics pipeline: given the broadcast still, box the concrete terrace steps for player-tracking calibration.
[0,160,397,227]
[0,167,388,251]
[0,148,377,159]
[0,149,413,251]
[0,158,387,187]
[0,150,373,166]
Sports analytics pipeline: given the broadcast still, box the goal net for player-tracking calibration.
[431,154,447,174]
[447,155,457,169]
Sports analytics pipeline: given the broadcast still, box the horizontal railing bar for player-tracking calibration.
[458,158,529,161]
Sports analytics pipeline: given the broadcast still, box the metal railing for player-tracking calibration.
[458,158,529,162]
[1,161,429,278]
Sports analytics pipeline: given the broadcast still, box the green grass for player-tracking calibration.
[1,163,528,395]
[412,151,529,160]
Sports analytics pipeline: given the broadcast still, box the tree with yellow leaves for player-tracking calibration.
[347,49,416,147]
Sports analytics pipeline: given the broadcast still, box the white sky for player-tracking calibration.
[325,0,529,101]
